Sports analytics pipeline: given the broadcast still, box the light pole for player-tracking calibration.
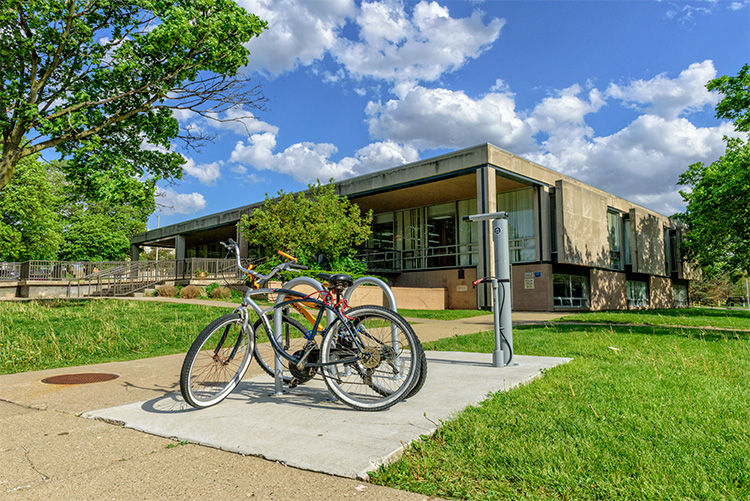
[155,215,160,262]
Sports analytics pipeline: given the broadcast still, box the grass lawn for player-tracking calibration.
[0,299,232,374]
[555,307,750,330]
[370,312,750,500]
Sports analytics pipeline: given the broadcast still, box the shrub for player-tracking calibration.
[156,285,178,297]
[179,285,202,299]
[210,286,232,300]
[205,282,220,295]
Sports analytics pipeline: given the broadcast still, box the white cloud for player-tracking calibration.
[238,0,356,76]
[333,1,504,82]
[365,84,534,152]
[155,188,207,215]
[606,60,719,119]
[230,132,417,183]
[182,157,222,186]
[353,141,420,172]
[528,84,606,132]
[529,115,737,215]
[230,132,359,182]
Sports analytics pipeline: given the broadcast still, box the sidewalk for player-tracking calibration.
[0,305,567,499]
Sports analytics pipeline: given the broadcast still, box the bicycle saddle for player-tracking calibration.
[316,273,354,290]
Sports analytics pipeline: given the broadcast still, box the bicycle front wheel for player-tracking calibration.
[180,313,254,408]
[320,306,422,411]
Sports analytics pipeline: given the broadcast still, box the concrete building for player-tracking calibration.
[132,143,695,311]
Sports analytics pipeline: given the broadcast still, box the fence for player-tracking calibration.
[356,244,479,271]
[1,259,238,282]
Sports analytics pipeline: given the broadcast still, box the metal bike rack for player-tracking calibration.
[463,211,514,367]
[270,275,403,397]
[342,276,398,312]
[272,276,334,396]
[343,276,401,372]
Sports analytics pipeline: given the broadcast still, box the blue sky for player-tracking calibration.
[150,0,749,230]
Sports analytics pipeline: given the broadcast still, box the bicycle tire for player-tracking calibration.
[180,313,254,408]
[320,305,422,411]
[405,340,428,399]
[252,314,309,384]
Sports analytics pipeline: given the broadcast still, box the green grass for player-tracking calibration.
[0,299,233,374]
[398,308,493,321]
[370,320,750,500]
[555,307,750,330]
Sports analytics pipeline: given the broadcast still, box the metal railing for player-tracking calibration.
[357,244,479,271]
[26,260,130,281]
[66,258,239,297]
[0,262,21,281]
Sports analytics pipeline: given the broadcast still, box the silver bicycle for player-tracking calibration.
[179,239,424,411]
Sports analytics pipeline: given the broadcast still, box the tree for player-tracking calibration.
[0,154,64,261]
[0,0,267,198]
[0,157,148,262]
[239,181,373,270]
[58,202,146,261]
[677,65,750,281]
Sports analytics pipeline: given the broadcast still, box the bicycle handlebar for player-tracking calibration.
[221,240,305,285]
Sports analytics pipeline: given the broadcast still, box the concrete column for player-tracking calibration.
[236,227,249,259]
[175,235,186,279]
[130,244,140,262]
[175,235,186,260]
[537,186,549,262]
[476,166,497,309]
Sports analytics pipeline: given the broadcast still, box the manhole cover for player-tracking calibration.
[41,373,119,385]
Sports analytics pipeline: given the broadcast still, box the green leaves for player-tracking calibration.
[677,138,750,279]
[677,64,750,280]
[0,0,267,192]
[708,63,750,132]
[0,158,147,261]
[238,180,373,270]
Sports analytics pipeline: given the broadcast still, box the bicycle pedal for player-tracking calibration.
[288,378,299,389]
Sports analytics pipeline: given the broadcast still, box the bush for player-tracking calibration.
[156,285,178,297]
[205,282,220,295]
[210,286,232,300]
[179,285,202,299]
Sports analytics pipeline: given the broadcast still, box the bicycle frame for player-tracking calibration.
[237,287,364,368]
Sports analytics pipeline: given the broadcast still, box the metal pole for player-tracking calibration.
[155,215,160,262]
[462,212,513,367]
[274,276,333,398]
[492,217,513,366]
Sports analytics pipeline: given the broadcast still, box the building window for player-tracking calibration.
[497,188,536,262]
[665,228,678,274]
[622,214,631,266]
[553,274,589,308]
[457,198,478,266]
[608,209,622,270]
[674,284,688,307]
[427,202,457,268]
[395,208,423,270]
[366,213,396,269]
[627,280,649,308]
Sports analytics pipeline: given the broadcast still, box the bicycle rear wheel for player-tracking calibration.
[320,306,422,411]
[252,314,309,384]
[180,313,254,408]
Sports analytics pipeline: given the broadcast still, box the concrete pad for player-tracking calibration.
[84,351,570,479]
